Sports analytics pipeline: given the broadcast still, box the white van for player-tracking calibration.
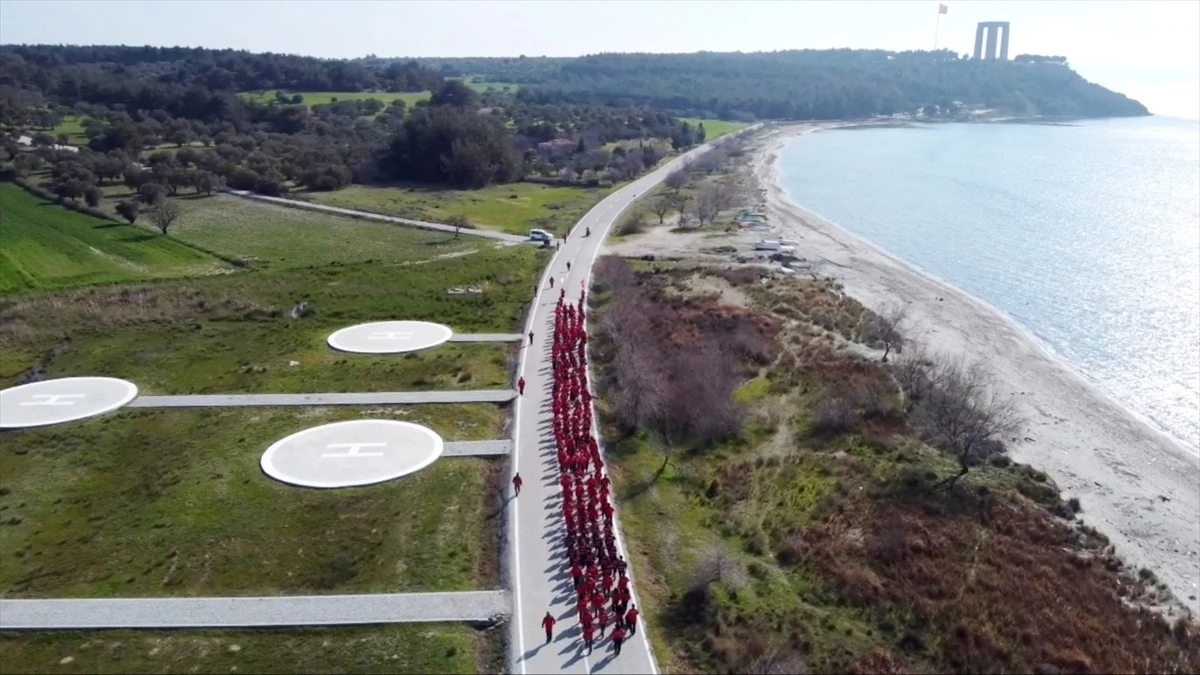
[753,240,781,251]
[528,229,553,242]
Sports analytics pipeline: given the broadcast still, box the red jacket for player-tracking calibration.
[541,614,556,630]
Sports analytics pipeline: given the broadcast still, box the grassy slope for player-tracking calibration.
[306,182,609,236]
[597,265,1200,674]
[0,624,493,674]
[167,194,477,269]
[239,90,432,108]
[0,184,225,295]
[0,405,499,598]
[680,118,748,140]
[0,244,544,392]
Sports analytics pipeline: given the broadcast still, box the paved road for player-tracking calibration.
[226,190,529,244]
[128,390,515,408]
[509,131,758,674]
[448,333,526,343]
[0,591,509,630]
[443,440,512,457]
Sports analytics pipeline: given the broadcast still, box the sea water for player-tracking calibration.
[777,117,1200,456]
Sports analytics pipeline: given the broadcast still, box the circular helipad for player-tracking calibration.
[261,419,444,489]
[327,321,453,354]
[0,377,139,429]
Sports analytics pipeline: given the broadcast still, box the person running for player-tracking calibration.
[582,622,596,655]
[517,376,526,396]
[625,604,640,636]
[550,277,555,289]
[529,330,534,345]
[597,605,609,637]
[512,473,523,496]
[610,623,626,656]
[585,227,591,237]
[566,261,572,272]
[541,611,556,644]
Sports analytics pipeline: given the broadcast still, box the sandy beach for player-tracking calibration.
[746,124,1200,616]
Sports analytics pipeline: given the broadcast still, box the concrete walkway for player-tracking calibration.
[128,390,516,408]
[507,130,758,675]
[0,591,509,630]
[448,333,525,343]
[444,440,512,457]
[226,190,529,244]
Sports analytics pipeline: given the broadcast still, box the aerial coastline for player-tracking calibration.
[754,122,1200,616]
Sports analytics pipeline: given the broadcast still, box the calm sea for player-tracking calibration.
[778,117,1200,456]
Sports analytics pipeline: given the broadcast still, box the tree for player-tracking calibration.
[138,182,166,205]
[429,79,481,109]
[115,199,139,224]
[909,358,1022,486]
[864,303,909,362]
[150,197,181,235]
[83,186,101,207]
[693,185,723,225]
[667,192,691,222]
[664,169,687,192]
[650,195,673,224]
[446,213,470,239]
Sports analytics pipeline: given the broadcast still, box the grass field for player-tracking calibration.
[458,76,523,94]
[49,116,88,144]
[0,624,498,675]
[167,194,477,269]
[0,243,545,393]
[306,182,609,236]
[0,183,226,295]
[239,90,432,108]
[0,404,503,599]
[680,117,748,140]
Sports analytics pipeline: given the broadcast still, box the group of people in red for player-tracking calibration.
[535,286,639,658]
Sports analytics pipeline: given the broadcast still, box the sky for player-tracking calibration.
[1,0,1197,119]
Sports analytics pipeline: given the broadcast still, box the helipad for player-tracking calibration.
[0,377,139,429]
[261,419,444,488]
[327,321,453,354]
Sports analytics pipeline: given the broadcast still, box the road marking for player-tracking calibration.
[18,394,85,406]
[320,442,387,459]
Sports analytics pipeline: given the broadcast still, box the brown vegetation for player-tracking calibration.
[0,284,274,349]
[592,256,778,450]
[591,259,1200,674]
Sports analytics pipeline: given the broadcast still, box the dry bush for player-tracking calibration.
[0,285,275,349]
[593,257,778,448]
[803,493,1200,674]
[861,303,909,361]
[909,357,1022,484]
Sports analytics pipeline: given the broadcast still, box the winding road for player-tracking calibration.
[509,129,756,674]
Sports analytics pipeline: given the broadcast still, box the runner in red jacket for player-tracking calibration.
[517,376,526,395]
[610,624,627,656]
[541,611,556,644]
[511,473,523,497]
[582,622,596,655]
[625,604,640,636]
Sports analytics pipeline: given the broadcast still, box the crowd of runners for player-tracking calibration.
[519,280,640,659]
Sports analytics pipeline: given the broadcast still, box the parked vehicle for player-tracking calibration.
[529,228,553,242]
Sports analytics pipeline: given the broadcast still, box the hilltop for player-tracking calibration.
[405,49,1150,121]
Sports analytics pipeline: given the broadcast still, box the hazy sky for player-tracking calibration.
[1,0,1197,118]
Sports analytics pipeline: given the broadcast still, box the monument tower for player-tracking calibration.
[973,22,1011,60]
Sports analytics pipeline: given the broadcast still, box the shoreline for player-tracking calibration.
[754,123,1200,616]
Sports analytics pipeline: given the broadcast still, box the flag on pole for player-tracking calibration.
[938,4,948,13]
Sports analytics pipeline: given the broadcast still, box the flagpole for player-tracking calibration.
[934,11,941,50]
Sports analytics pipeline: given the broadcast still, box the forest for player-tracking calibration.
[413,49,1150,120]
[0,46,697,195]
